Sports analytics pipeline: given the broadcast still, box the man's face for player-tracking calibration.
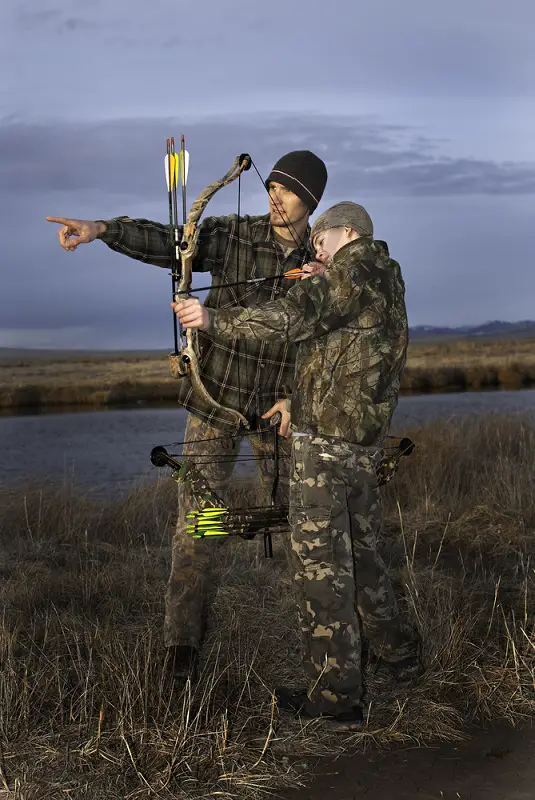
[268,181,309,228]
[312,227,353,264]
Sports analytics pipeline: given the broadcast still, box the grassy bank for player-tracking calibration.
[1,336,535,411]
[0,352,178,411]
[403,336,535,392]
[1,415,534,798]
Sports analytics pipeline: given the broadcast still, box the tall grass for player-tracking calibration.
[0,415,534,798]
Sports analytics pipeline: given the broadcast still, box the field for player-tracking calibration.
[1,414,534,798]
[402,336,535,392]
[1,336,535,411]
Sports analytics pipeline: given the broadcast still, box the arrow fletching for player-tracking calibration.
[165,154,170,191]
[178,149,190,187]
[164,152,179,191]
[283,267,304,279]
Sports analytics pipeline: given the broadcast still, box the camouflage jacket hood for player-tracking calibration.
[208,237,408,446]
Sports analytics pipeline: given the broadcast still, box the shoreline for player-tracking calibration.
[1,383,535,419]
[1,382,535,417]
[1,338,535,412]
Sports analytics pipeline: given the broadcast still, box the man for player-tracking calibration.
[46,150,328,680]
[174,202,421,724]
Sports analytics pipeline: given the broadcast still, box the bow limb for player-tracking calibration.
[169,154,251,431]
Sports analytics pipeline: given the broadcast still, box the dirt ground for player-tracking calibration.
[280,723,535,800]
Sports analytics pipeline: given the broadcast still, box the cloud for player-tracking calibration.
[0,0,532,350]
[12,7,63,31]
[0,112,533,348]
[2,115,535,203]
[10,0,535,96]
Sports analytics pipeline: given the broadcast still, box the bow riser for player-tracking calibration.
[166,145,251,431]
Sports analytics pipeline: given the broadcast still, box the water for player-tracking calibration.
[1,389,534,493]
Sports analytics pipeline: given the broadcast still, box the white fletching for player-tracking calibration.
[179,149,190,186]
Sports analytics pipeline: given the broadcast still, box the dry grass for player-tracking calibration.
[0,415,534,798]
[0,353,177,410]
[1,337,535,410]
[403,336,535,391]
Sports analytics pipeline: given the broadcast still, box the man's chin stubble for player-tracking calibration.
[270,213,291,228]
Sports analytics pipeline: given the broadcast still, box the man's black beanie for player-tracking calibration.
[265,150,328,213]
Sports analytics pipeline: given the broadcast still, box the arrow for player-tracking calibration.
[185,505,289,538]
[164,151,179,191]
[178,141,190,187]
[166,140,181,354]
[178,134,189,228]
[171,268,308,295]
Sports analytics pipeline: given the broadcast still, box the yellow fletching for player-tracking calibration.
[171,152,179,188]
[194,522,225,529]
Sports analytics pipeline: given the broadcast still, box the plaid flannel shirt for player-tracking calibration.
[98,213,314,431]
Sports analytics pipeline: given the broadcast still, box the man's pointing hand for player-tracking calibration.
[46,216,106,251]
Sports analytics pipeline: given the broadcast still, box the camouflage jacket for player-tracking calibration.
[208,238,408,446]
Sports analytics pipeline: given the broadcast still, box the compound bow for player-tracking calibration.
[166,137,253,431]
[150,430,415,557]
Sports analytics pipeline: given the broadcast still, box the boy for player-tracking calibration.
[173,201,421,723]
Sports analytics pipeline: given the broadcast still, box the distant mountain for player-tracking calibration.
[1,321,534,358]
[409,320,535,339]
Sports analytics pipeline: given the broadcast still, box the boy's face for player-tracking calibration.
[313,226,353,264]
[268,181,309,228]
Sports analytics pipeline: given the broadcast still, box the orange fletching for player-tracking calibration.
[283,268,304,279]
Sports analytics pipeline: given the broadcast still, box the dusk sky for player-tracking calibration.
[1,0,534,349]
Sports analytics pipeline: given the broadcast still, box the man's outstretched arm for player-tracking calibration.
[47,213,249,272]
[46,215,175,268]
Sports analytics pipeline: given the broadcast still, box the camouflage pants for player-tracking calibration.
[289,434,418,713]
[164,412,291,649]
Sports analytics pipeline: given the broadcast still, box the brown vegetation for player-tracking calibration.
[403,336,535,392]
[0,352,177,411]
[1,336,535,411]
[0,415,534,798]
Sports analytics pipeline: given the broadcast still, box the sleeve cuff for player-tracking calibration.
[95,218,123,243]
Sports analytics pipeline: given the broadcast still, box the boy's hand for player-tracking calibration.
[300,260,325,279]
[262,399,292,438]
[171,298,210,331]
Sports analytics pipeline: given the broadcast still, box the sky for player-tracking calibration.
[1,0,534,349]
